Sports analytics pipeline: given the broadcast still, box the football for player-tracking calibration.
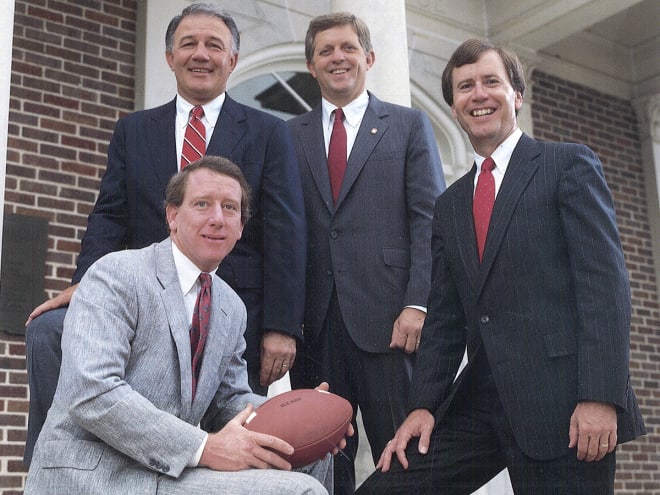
[244,388,353,468]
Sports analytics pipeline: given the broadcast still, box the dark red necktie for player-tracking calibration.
[190,272,212,399]
[181,106,206,169]
[327,108,347,203]
[473,157,496,263]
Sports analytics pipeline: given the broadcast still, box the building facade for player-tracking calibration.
[1,0,658,493]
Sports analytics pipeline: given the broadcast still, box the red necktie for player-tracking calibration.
[190,272,212,399]
[473,157,496,263]
[181,106,206,169]
[327,108,347,203]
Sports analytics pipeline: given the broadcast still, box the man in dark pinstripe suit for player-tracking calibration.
[356,38,645,494]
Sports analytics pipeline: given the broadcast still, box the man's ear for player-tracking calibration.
[166,204,178,231]
[228,52,238,73]
[365,50,375,70]
[307,60,318,80]
[514,91,523,112]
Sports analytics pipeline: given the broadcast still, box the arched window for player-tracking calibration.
[230,69,470,185]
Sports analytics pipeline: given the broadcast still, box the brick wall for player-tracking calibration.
[1,1,136,492]
[532,71,660,494]
[1,2,658,493]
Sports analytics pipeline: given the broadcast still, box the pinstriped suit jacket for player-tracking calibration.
[72,95,306,373]
[408,134,645,460]
[288,93,445,352]
[25,239,267,494]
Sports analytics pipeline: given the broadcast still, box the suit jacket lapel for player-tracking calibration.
[454,167,481,291]
[145,99,177,192]
[299,106,335,212]
[208,95,246,158]
[154,239,195,421]
[476,134,542,292]
[192,280,233,419]
[337,94,387,207]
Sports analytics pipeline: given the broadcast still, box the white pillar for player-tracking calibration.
[138,0,186,110]
[518,56,539,138]
[0,0,16,267]
[634,94,660,297]
[330,0,410,107]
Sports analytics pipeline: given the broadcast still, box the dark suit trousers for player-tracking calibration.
[355,348,616,495]
[24,307,67,465]
[292,290,413,495]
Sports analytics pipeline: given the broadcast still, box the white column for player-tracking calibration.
[518,56,539,138]
[138,0,186,110]
[634,94,660,297]
[0,0,16,267]
[330,0,410,107]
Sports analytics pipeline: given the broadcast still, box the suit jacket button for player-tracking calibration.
[330,230,338,239]
[480,315,490,324]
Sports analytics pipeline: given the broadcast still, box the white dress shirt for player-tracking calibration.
[473,127,523,196]
[321,91,370,159]
[170,241,218,466]
[175,93,225,170]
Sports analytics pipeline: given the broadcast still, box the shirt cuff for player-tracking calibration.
[405,305,427,313]
[188,432,209,467]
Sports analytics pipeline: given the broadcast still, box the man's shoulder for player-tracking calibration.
[224,95,285,125]
[88,242,158,272]
[367,93,423,118]
[117,100,175,125]
[287,108,317,127]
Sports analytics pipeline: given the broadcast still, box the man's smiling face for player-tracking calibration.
[167,168,244,273]
[166,14,237,105]
[307,23,375,107]
[450,49,523,157]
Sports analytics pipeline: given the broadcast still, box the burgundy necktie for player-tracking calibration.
[181,106,206,169]
[327,108,347,203]
[473,157,496,263]
[190,272,212,399]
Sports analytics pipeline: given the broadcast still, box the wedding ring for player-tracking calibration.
[281,363,289,368]
[600,443,609,447]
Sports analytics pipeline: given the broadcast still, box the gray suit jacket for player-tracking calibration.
[25,239,267,494]
[288,94,445,352]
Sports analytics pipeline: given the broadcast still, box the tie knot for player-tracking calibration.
[333,108,344,123]
[482,157,495,172]
[191,105,204,119]
[199,272,212,289]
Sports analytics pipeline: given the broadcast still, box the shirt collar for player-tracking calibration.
[321,91,369,129]
[171,240,217,296]
[474,127,523,174]
[175,92,226,129]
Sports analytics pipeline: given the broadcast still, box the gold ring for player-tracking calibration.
[281,363,289,368]
[600,443,609,448]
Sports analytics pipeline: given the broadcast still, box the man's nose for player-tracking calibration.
[472,82,488,99]
[208,205,225,225]
[192,42,210,60]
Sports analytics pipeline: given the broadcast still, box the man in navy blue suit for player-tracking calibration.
[24,3,305,465]
[356,38,645,494]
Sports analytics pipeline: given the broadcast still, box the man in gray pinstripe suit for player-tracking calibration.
[357,39,645,494]
[25,157,336,495]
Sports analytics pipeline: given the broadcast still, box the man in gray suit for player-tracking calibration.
[287,13,445,494]
[356,38,645,494]
[24,157,335,495]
